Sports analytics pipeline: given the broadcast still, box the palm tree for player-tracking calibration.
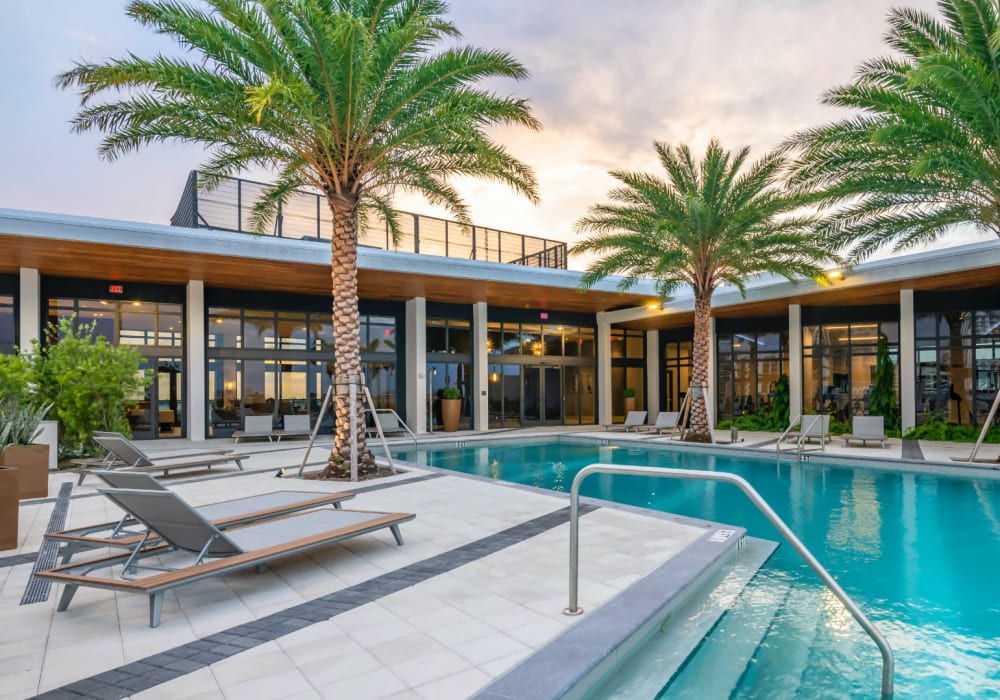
[788,0,1000,261]
[573,140,832,441]
[57,0,540,478]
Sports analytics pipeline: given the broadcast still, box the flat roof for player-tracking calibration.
[0,208,660,313]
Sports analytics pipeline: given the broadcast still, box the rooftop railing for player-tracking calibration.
[171,171,567,269]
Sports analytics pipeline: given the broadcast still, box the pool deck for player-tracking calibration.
[1,428,995,699]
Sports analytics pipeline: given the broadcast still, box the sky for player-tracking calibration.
[0,0,992,268]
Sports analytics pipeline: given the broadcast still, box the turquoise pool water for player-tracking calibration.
[393,439,1000,699]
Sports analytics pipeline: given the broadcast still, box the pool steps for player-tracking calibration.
[587,537,779,698]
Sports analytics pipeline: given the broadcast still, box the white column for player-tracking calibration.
[405,297,427,433]
[900,289,916,433]
[789,304,803,422]
[596,315,612,425]
[646,329,659,417]
[185,280,206,441]
[18,267,40,351]
[472,302,489,432]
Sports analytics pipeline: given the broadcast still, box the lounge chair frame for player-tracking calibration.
[46,471,355,564]
[38,488,414,627]
[605,411,648,432]
[92,435,248,477]
[841,416,889,448]
[73,432,232,484]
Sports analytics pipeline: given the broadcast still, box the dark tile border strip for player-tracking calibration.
[471,525,748,700]
[0,551,39,568]
[902,439,925,461]
[34,503,598,699]
[1,472,444,570]
[21,482,73,605]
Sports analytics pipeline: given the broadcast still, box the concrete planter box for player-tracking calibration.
[0,444,49,499]
[0,466,19,549]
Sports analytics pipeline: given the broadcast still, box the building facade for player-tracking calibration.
[2,197,999,439]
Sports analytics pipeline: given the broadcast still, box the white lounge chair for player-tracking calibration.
[841,416,888,448]
[606,411,648,432]
[643,411,681,436]
[280,414,312,441]
[72,432,233,484]
[233,415,278,443]
[800,414,831,444]
[39,487,414,627]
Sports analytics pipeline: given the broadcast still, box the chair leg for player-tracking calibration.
[332,501,342,509]
[255,564,266,574]
[235,459,244,471]
[149,593,164,628]
[57,584,79,612]
[389,525,404,546]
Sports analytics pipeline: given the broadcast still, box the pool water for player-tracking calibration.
[392,439,1000,699]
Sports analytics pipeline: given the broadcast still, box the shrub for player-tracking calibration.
[441,386,461,400]
[0,353,31,403]
[623,387,637,398]
[29,317,150,458]
[0,400,51,449]
[869,333,900,430]
[771,374,790,430]
[904,415,1000,443]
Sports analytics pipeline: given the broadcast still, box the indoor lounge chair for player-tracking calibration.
[37,487,415,627]
[45,470,355,564]
[841,416,888,448]
[606,410,648,432]
[93,435,249,477]
[73,432,234,484]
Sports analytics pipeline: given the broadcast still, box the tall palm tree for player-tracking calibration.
[57,0,540,477]
[573,141,832,441]
[788,0,1000,261]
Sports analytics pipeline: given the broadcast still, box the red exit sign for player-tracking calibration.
[108,284,124,294]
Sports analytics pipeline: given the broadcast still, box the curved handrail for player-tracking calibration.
[564,463,894,699]
[775,414,801,453]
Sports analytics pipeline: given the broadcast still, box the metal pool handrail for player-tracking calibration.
[563,463,894,699]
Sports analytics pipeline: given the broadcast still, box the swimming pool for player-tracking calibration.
[393,438,1000,699]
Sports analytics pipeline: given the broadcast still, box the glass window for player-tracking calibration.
[502,324,521,355]
[209,314,241,349]
[543,326,563,356]
[578,328,595,357]
[487,322,502,355]
[243,313,276,349]
[626,332,644,359]
[277,313,308,351]
[449,320,471,354]
[426,321,447,353]
[0,295,14,354]
[365,315,396,353]
[521,324,542,357]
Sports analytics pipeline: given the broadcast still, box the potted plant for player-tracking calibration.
[440,386,462,432]
[0,400,52,499]
[623,387,638,414]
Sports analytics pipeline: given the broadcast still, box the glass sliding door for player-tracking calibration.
[522,365,562,425]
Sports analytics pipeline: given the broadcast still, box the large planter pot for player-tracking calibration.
[440,398,462,432]
[0,445,49,499]
[0,466,18,550]
[623,396,637,414]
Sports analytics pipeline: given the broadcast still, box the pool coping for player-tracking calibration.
[468,524,752,700]
[387,431,1000,481]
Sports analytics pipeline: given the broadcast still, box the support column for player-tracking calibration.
[185,281,206,441]
[900,289,916,433]
[789,304,802,422]
[405,297,427,433]
[596,315,612,425]
[472,302,489,432]
[18,267,40,350]
[646,330,659,417]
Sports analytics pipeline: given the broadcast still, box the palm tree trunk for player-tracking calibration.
[686,292,714,442]
[323,195,376,478]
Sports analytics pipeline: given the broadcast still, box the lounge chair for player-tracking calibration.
[796,414,831,444]
[93,435,249,477]
[37,487,415,627]
[841,416,888,448]
[643,411,681,437]
[45,470,355,564]
[72,433,233,484]
[367,410,414,439]
[233,415,279,443]
[279,414,312,441]
[606,411,648,432]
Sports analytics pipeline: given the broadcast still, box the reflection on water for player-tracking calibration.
[826,472,882,559]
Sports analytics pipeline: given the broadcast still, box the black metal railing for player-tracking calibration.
[170,171,568,269]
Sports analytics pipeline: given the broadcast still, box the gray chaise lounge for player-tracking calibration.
[38,487,415,627]
[46,470,355,564]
